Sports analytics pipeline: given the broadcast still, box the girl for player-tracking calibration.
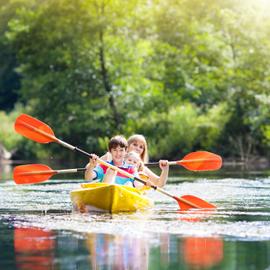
[124,151,153,188]
[127,134,169,188]
[127,134,149,163]
[124,151,144,172]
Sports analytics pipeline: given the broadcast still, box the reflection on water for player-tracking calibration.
[0,163,13,181]
[0,221,227,270]
[86,233,149,269]
[182,237,223,268]
[0,220,270,270]
[14,227,55,270]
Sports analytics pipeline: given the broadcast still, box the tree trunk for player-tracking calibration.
[0,143,12,160]
[99,30,121,131]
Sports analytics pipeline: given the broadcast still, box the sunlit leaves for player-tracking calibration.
[1,0,270,160]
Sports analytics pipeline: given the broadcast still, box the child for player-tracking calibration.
[85,135,137,186]
[124,151,155,188]
[124,151,144,172]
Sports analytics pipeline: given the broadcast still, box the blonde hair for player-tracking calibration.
[127,134,149,163]
[125,151,144,171]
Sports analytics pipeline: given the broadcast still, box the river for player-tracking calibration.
[0,164,270,269]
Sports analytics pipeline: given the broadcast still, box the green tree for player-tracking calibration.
[0,0,27,110]
[1,0,270,162]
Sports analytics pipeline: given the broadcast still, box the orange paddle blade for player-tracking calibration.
[13,164,56,184]
[14,114,56,143]
[178,151,222,171]
[173,195,216,211]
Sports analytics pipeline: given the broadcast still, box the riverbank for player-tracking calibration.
[1,156,269,168]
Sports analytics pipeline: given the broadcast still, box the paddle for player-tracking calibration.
[13,164,86,184]
[13,164,151,185]
[145,151,222,171]
[14,113,216,210]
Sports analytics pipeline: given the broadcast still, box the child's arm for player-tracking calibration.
[84,154,99,181]
[157,160,169,187]
[144,160,169,187]
[103,168,117,184]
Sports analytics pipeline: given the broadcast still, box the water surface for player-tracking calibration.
[0,165,270,269]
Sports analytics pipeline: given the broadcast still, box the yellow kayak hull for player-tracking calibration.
[70,183,153,213]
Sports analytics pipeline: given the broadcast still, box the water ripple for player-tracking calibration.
[1,178,270,240]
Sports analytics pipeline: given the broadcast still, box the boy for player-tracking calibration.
[84,135,137,186]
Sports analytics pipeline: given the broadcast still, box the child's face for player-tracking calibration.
[110,146,126,164]
[125,156,140,169]
[128,140,144,156]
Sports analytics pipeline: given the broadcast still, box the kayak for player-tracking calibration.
[70,182,153,213]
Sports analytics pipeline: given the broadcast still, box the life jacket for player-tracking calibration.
[99,162,136,185]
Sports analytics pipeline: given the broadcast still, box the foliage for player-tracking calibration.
[131,102,230,159]
[0,0,270,161]
[0,104,23,151]
[0,0,27,110]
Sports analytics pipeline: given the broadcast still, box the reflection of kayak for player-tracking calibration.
[70,183,153,213]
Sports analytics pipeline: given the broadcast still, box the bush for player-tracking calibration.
[0,105,23,151]
[133,102,230,160]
